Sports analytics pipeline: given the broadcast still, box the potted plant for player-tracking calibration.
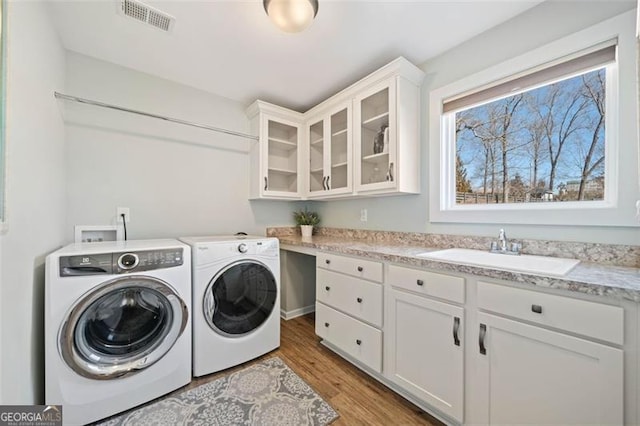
[293,208,320,237]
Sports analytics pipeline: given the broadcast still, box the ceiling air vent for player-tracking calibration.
[117,0,175,32]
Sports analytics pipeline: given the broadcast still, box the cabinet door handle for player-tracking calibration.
[531,304,542,314]
[264,176,268,190]
[356,339,362,346]
[322,176,327,190]
[357,266,363,272]
[325,259,331,265]
[417,279,424,286]
[357,297,363,303]
[387,162,394,182]
[325,286,330,291]
[479,323,487,355]
[324,322,329,328]
[453,316,460,346]
[327,175,330,190]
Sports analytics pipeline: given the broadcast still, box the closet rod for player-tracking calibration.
[54,92,259,141]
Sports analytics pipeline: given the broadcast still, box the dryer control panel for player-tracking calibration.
[60,248,184,276]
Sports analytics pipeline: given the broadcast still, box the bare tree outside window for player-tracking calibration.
[455,68,606,204]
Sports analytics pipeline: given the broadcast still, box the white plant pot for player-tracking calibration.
[300,225,313,237]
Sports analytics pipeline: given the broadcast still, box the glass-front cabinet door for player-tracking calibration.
[263,116,301,198]
[308,118,325,196]
[307,102,352,198]
[328,105,351,194]
[354,79,397,193]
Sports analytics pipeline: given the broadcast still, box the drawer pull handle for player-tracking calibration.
[357,266,363,272]
[479,323,487,355]
[356,339,362,345]
[325,259,331,265]
[417,279,424,286]
[357,297,363,303]
[325,286,330,291]
[324,322,329,327]
[531,304,542,314]
[453,316,460,346]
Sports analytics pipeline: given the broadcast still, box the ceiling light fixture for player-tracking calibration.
[263,0,318,33]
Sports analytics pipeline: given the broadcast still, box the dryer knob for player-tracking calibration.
[238,243,248,253]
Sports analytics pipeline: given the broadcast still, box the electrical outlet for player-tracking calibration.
[117,207,130,223]
[360,208,368,222]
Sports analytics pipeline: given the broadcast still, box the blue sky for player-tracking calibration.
[455,68,605,193]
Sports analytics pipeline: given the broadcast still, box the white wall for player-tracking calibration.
[64,52,295,241]
[0,1,67,404]
[312,0,640,245]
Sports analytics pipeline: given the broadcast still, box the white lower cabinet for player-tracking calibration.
[315,253,384,373]
[385,288,464,422]
[473,312,623,425]
[315,302,382,372]
[312,255,627,426]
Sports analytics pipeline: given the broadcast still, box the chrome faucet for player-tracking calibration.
[498,229,508,251]
[490,228,521,255]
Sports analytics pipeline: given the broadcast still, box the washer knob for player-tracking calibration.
[118,253,139,270]
[238,243,248,253]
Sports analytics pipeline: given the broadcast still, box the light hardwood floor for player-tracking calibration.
[187,313,443,426]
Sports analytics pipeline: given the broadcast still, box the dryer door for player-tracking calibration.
[60,276,188,379]
[204,260,277,337]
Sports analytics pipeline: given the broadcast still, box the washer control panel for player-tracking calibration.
[60,248,184,276]
[60,253,113,276]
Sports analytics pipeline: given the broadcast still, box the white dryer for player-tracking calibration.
[179,235,280,377]
[45,239,191,425]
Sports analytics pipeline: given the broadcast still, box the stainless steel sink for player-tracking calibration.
[416,248,580,277]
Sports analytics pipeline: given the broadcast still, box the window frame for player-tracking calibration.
[428,10,638,227]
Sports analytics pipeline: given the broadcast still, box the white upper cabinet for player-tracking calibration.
[354,80,396,192]
[306,101,353,199]
[353,74,421,195]
[247,57,424,200]
[247,101,303,200]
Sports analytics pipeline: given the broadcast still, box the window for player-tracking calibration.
[449,45,614,205]
[428,10,639,227]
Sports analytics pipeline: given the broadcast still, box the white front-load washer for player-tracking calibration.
[179,235,280,377]
[45,239,191,425]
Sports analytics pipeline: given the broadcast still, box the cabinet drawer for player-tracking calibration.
[316,252,383,283]
[315,302,382,373]
[317,268,383,327]
[477,281,623,345]
[387,264,465,304]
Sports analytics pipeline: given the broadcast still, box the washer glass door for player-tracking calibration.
[61,276,188,379]
[204,260,277,336]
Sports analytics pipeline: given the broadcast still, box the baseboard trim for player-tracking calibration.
[280,305,315,320]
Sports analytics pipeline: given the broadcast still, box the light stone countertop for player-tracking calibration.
[276,234,640,303]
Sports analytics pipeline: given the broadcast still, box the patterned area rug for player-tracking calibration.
[98,357,339,426]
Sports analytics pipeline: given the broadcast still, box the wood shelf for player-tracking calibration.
[362,152,389,164]
[362,112,389,131]
[310,167,324,174]
[269,137,297,151]
[311,137,324,146]
[332,128,348,137]
[331,162,348,168]
[268,167,297,176]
